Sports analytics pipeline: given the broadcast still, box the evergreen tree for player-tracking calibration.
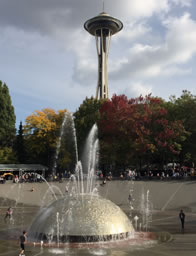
[14,121,26,163]
[0,81,16,147]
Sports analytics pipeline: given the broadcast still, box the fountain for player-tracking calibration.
[0,120,174,256]
[53,111,78,176]
[28,122,135,245]
[28,194,134,243]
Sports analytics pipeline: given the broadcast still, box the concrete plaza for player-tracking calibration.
[0,180,196,255]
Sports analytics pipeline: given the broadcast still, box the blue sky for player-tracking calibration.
[0,0,196,128]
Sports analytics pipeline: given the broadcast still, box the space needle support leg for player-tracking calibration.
[101,28,106,99]
[95,29,110,99]
[106,30,111,98]
[107,30,111,57]
[95,35,100,99]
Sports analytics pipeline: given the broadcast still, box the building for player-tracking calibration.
[0,164,48,178]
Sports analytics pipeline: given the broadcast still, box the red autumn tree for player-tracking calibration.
[131,95,186,167]
[99,94,186,171]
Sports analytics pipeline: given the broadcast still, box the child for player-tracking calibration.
[4,207,13,221]
[19,231,27,256]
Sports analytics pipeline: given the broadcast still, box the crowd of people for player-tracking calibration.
[13,173,44,183]
[0,166,195,185]
[97,166,196,181]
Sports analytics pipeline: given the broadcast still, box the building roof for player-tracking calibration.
[0,164,48,171]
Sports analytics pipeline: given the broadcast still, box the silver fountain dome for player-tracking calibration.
[28,194,134,243]
[28,123,134,244]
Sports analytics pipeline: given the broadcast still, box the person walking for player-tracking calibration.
[179,209,185,232]
[128,194,132,203]
[4,207,13,222]
[19,231,27,256]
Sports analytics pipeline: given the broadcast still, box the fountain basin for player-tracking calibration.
[28,194,134,243]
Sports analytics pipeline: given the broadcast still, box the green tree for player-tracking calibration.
[0,81,16,163]
[14,121,26,163]
[74,97,104,157]
[167,90,196,165]
[0,147,17,163]
[0,81,16,147]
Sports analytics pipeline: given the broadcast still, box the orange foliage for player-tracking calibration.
[25,108,67,137]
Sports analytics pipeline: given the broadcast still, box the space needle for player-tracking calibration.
[84,9,123,99]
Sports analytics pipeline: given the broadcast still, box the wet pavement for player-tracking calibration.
[0,180,196,255]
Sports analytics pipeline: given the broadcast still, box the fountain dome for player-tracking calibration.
[28,194,134,243]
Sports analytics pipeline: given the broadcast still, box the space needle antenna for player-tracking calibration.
[103,0,105,12]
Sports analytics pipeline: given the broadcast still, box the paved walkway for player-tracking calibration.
[0,181,195,255]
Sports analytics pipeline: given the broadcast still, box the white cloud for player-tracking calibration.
[0,0,190,35]
[111,0,169,21]
[68,30,98,85]
[171,0,192,7]
[123,82,153,97]
[114,21,151,42]
[160,67,192,76]
[165,13,196,63]
[108,13,196,81]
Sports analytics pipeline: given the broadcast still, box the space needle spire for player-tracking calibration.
[84,10,123,99]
